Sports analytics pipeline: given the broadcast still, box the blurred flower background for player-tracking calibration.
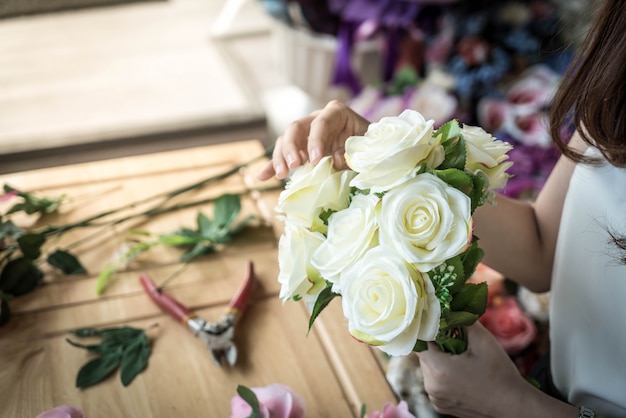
[262,0,577,201]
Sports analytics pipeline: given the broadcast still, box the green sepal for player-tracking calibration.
[47,250,87,275]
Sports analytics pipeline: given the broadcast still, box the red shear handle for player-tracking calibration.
[139,273,195,324]
[228,260,257,315]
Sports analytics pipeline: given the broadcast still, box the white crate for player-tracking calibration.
[271,19,384,105]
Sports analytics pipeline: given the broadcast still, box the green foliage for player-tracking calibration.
[67,326,151,388]
[3,184,65,216]
[424,243,487,355]
[158,194,257,262]
[47,250,87,275]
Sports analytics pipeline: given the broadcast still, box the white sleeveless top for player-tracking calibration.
[550,147,626,417]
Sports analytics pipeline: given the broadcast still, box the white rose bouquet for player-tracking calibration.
[275,109,513,355]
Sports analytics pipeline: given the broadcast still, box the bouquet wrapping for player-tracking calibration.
[275,109,513,355]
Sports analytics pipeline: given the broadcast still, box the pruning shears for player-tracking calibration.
[139,260,257,367]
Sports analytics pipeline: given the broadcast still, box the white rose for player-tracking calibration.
[276,156,356,233]
[345,109,444,193]
[378,173,471,272]
[311,193,380,292]
[341,246,441,356]
[277,224,326,310]
[462,124,513,190]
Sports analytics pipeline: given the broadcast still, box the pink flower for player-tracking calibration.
[479,296,537,355]
[505,113,552,148]
[477,98,510,133]
[369,400,416,418]
[506,65,559,113]
[36,405,84,418]
[230,384,306,418]
[469,263,506,306]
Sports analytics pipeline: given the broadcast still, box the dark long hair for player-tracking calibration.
[550,0,626,167]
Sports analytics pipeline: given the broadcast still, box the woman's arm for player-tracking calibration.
[473,132,587,292]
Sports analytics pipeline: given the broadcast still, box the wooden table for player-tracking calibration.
[0,140,396,417]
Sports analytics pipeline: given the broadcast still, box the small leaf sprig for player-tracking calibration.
[66,325,152,388]
[95,193,259,294]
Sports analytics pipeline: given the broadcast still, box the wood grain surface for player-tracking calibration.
[0,140,396,418]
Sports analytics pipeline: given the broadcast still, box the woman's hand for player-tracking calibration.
[416,322,533,418]
[257,100,370,180]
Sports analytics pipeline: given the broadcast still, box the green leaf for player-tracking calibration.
[158,234,203,246]
[432,168,472,192]
[196,212,214,237]
[68,326,151,388]
[450,282,488,316]
[461,239,484,280]
[212,194,241,233]
[308,286,339,334]
[360,403,367,418]
[180,243,214,262]
[75,350,123,388]
[120,333,150,386]
[66,338,103,353]
[444,311,479,328]
[436,329,468,354]
[469,173,488,213]
[412,339,428,352]
[47,250,87,274]
[236,385,261,418]
[0,257,43,296]
[72,326,142,340]
[435,121,465,170]
[17,233,45,260]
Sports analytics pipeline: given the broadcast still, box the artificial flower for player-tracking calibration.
[275,156,355,233]
[369,400,416,418]
[35,405,84,418]
[277,224,326,309]
[378,173,472,272]
[345,110,442,193]
[311,193,380,291]
[341,246,440,356]
[230,383,306,418]
[479,296,537,355]
[462,124,514,190]
[276,109,510,355]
